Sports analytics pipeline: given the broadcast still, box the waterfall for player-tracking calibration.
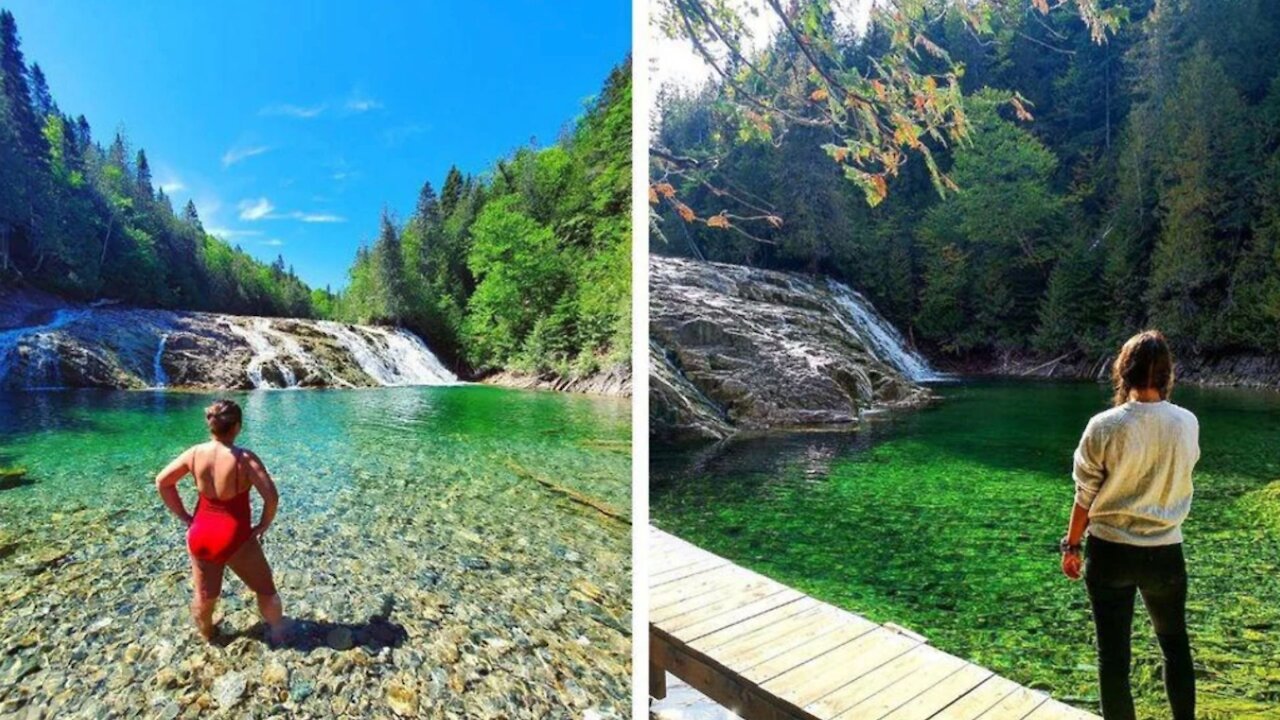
[152,334,169,388]
[319,322,457,386]
[826,280,944,382]
[0,308,89,389]
[226,319,298,389]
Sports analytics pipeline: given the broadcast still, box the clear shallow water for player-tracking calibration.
[652,380,1280,719]
[0,386,630,718]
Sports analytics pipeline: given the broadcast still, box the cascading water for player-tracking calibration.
[225,319,298,389]
[0,308,90,389]
[152,334,169,388]
[319,321,457,386]
[826,279,944,382]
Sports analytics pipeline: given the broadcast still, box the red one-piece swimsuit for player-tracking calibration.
[187,450,252,565]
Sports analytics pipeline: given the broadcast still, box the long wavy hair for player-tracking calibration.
[1111,330,1175,407]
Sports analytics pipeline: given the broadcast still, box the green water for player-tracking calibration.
[0,386,631,717]
[652,380,1280,719]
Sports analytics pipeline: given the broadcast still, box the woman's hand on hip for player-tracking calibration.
[1061,551,1083,580]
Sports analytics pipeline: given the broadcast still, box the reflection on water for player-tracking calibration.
[0,385,631,717]
[652,379,1280,718]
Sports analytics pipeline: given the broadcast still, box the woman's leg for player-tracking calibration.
[1086,538,1138,720]
[1138,546,1194,720]
[1087,581,1138,720]
[189,554,224,640]
[226,538,286,640]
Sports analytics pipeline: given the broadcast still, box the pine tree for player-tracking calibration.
[29,62,53,119]
[0,10,46,158]
[182,200,203,231]
[416,180,440,223]
[135,149,153,199]
[440,166,464,216]
[373,209,407,323]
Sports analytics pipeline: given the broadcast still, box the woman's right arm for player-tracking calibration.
[155,447,195,526]
[1063,419,1105,579]
[244,451,279,538]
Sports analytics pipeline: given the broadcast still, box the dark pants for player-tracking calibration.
[1085,536,1195,720]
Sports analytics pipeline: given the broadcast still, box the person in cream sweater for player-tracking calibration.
[1061,330,1198,720]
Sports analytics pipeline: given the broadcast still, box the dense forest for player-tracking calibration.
[0,8,630,379]
[0,10,319,317]
[336,61,632,376]
[653,0,1280,363]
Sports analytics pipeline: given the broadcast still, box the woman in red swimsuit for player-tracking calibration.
[155,399,286,642]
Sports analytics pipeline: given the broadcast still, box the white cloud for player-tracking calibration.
[259,103,326,119]
[290,211,345,223]
[206,227,263,240]
[158,180,185,195]
[221,145,271,168]
[261,238,285,247]
[345,91,382,113]
[238,197,275,221]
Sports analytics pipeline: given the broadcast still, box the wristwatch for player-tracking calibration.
[1059,536,1082,554]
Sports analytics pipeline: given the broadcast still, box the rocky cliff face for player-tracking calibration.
[650,256,937,443]
[0,291,457,390]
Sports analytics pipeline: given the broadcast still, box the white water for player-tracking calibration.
[319,321,457,386]
[152,334,169,388]
[0,308,90,388]
[826,280,944,382]
[225,318,301,389]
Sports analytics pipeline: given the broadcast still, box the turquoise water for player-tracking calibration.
[652,380,1280,719]
[0,386,631,717]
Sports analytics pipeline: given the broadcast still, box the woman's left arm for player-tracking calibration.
[155,448,195,527]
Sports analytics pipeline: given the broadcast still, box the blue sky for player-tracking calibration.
[5,1,630,290]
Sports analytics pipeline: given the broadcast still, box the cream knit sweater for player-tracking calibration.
[1073,400,1200,546]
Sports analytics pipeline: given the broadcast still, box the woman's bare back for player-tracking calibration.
[190,442,251,500]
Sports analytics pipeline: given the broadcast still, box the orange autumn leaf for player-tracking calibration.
[706,214,731,229]
[870,80,887,99]
[648,186,659,205]
[833,147,849,163]
[654,182,677,199]
[675,202,696,223]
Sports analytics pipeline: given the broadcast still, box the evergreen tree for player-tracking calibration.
[29,62,53,119]
[135,148,152,199]
[181,200,203,231]
[440,165,464,216]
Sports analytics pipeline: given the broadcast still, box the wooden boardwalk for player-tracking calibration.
[649,528,1099,720]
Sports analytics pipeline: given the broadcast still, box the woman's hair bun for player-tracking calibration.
[205,399,242,436]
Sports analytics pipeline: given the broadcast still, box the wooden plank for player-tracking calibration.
[975,686,1050,719]
[932,676,1022,720]
[706,605,868,677]
[691,599,827,657]
[739,613,879,686]
[651,556,730,585]
[762,629,919,710]
[678,589,809,641]
[652,575,783,625]
[651,630,802,720]
[1023,699,1097,720]
[876,664,995,720]
[816,646,966,719]
[658,581,792,632]
[651,564,762,609]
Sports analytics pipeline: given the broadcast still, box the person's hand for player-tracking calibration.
[181,514,193,529]
[251,523,269,541]
[1061,550,1083,580]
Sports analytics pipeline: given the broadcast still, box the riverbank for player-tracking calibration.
[933,349,1280,392]
[479,364,632,398]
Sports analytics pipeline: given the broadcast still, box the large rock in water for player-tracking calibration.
[650,256,935,442]
[0,291,458,390]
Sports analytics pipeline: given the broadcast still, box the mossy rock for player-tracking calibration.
[0,467,31,490]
